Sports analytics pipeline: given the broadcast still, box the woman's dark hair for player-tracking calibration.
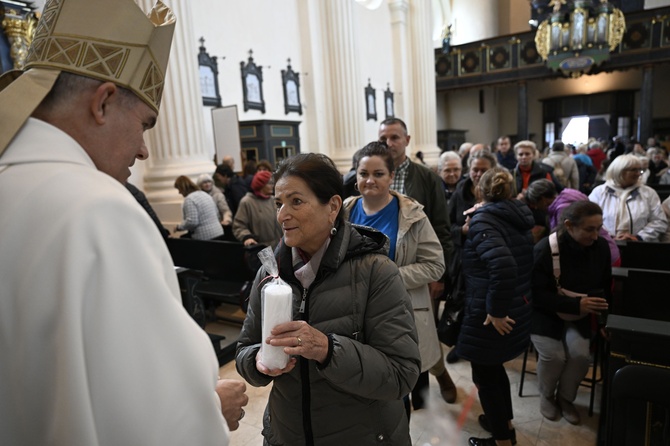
[477,167,513,202]
[256,159,274,172]
[355,141,394,174]
[556,200,603,236]
[174,175,199,196]
[274,153,345,225]
[524,179,557,206]
[243,159,257,176]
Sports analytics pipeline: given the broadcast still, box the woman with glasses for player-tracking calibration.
[589,154,667,242]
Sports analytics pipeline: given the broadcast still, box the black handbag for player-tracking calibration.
[437,307,461,347]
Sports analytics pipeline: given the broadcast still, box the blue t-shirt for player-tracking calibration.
[349,196,399,260]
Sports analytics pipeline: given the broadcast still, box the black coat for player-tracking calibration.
[531,232,612,340]
[456,199,534,365]
[512,161,564,197]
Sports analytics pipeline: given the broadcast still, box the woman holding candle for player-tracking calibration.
[343,142,456,414]
[236,153,420,445]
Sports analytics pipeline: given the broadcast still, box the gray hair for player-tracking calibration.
[524,179,557,205]
[438,151,461,171]
[458,142,473,157]
[468,149,497,169]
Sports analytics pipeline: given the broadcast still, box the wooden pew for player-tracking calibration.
[616,240,670,272]
[650,184,670,202]
[166,238,261,365]
[611,267,670,322]
[167,238,258,307]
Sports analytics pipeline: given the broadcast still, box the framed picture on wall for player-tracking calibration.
[365,79,376,121]
[384,84,394,119]
[281,58,302,115]
[197,37,221,107]
[240,50,265,113]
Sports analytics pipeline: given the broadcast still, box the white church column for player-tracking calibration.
[408,0,439,162]
[320,1,365,168]
[136,0,214,224]
[388,0,412,125]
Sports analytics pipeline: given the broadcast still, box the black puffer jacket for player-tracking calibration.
[236,222,420,445]
[455,199,534,365]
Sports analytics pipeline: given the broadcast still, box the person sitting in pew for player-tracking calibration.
[532,201,611,425]
[589,154,668,242]
[174,175,225,240]
[197,173,233,227]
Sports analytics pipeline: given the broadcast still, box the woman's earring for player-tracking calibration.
[330,226,338,236]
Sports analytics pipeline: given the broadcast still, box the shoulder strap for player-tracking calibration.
[549,232,561,287]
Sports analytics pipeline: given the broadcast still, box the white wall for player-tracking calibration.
[356,3,395,145]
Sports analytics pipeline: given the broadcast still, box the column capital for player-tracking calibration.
[388,0,409,23]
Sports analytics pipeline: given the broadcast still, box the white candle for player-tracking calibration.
[260,283,293,370]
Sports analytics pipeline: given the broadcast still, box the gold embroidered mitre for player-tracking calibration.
[0,0,176,156]
[24,0,175,112]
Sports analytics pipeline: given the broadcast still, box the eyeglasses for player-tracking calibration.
[623,168,644,174]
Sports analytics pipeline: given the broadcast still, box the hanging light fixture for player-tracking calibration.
[535,0,626,77]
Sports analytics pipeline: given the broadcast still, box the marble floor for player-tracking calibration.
[218,345,601,446]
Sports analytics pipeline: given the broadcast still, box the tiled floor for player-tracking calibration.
[219,345,601,446]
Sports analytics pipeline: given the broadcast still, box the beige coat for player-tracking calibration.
[344,190,445,372]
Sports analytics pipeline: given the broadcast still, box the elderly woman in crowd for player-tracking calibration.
[438,150,463,203]
[232,170,283,249]
[456,167,534,446]
[236,153,420,445]
[174,175,224,240]
[344,142,455,416]
[521,179,557,244]
[531,201,611,425]
[197,173,232,226]
[589,154,668,242]
[445,149,497,364]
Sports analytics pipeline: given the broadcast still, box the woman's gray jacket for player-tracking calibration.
[236,222,420,445]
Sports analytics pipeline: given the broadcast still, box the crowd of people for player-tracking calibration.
[3,1,669,444]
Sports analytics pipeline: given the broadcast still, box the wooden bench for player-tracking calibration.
[167,238,261,365]
[616,240,670,272]
[611,267,670,322]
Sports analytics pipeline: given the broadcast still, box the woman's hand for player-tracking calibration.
[243,238,258,246]
[267,320,330,363]
[580,296,608,315]
[483,314,515,336]
[614,232,638,241]
[255,354,297,377]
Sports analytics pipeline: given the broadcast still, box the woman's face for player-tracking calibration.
[200,180,213,192]
[469,158,492,186]
[440,159,462,188]
[620,163,643,188]
[356,155,393,199]
[516,147,534,168]
[275,175,341,257]
[566,214,603,247]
